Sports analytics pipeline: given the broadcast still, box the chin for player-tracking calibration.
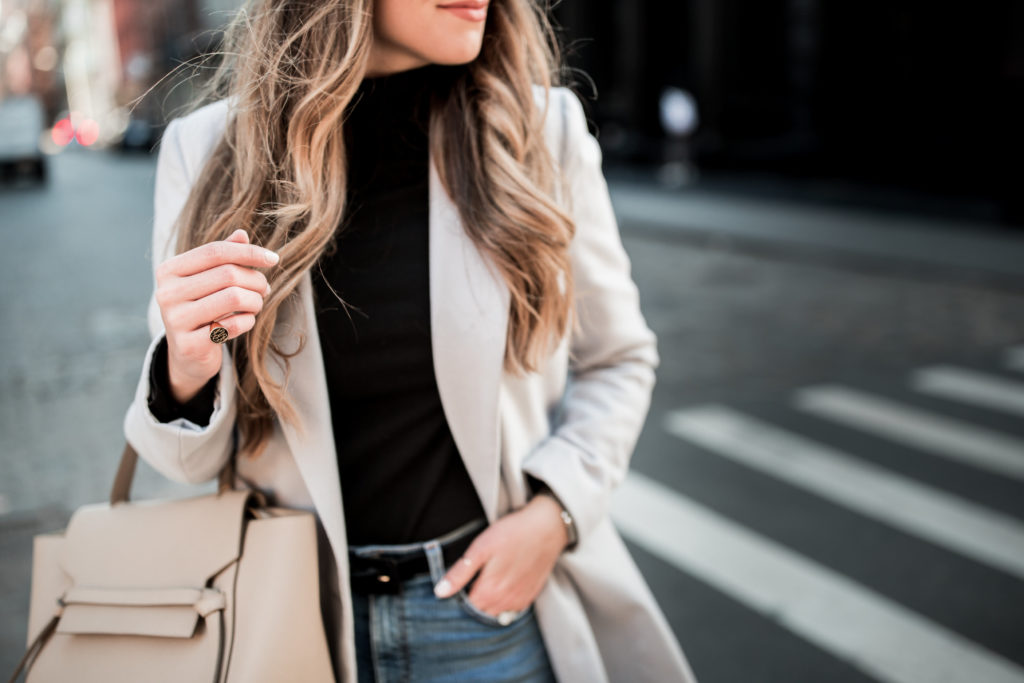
[431,50,483,66]
[426,36,484,65]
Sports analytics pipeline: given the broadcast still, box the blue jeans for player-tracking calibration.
[348,518,558,682]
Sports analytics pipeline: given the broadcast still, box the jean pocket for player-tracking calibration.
[454,586,533,628]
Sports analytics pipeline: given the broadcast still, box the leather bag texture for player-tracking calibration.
[8,444,336,683]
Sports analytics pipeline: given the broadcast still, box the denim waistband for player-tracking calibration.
[347,517,488,559]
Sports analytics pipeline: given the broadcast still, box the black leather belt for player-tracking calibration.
[348,524,481,595]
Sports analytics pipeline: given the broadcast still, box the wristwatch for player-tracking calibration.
[557,506,578,550]
[530,479,578,550]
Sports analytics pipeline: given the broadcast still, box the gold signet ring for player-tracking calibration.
[209,324,229,344]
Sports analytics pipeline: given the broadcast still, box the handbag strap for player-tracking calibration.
[110,442,236,505]
[6,612,59,683]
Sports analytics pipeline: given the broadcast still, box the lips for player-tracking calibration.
[438,1,488,9]
[437,0,488,21]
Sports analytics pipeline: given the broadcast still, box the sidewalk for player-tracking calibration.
[607,179,1024,285]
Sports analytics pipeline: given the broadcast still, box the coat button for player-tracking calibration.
[377,575,391,583]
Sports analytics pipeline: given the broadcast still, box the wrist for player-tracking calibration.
[167,359,216,405]
[530,493,569,548]
[529,486,577,551]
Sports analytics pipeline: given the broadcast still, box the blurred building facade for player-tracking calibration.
[554,0,1024,224]
[5,0,1020,220]
[0,0,60,113]
[0,0,236,147]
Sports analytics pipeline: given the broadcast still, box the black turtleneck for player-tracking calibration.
[312,64,487,544]
[148,64,487,545]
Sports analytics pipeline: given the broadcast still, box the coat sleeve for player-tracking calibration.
[122,116,238,485]
[520,87,660,549]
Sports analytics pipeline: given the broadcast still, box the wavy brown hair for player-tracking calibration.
[163,0,576,460]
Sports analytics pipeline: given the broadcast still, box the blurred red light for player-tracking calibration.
[76,119,100,146]
[52,118,74,146]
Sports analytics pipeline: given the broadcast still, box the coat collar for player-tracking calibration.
[266,153,510,558]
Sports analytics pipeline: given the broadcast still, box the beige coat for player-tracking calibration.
[124,85,699,683]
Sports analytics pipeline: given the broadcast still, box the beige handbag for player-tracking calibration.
[8,443,336,683]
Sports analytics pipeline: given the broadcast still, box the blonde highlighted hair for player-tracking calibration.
[166,0,575,460]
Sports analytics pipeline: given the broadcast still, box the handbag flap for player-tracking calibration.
[60,489,254,588]
[55,586,226,638]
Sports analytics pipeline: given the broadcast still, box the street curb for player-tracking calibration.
[608,181,1024,288]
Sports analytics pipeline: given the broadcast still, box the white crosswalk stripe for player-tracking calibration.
[612,471,1024,683]
[664,405,1024,581]
[1006,346,1024,373]
[911,365,1024,417]
[793,385,1024,482]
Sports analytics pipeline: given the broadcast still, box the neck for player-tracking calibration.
[365,42,430,78]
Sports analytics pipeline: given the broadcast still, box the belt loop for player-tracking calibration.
[422,540,447,584]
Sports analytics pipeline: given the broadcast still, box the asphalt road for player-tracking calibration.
[2,148,1023,682]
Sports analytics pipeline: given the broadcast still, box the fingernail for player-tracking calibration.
[264,249,280,265]
[434,579,452,598]
[264,283,272,296]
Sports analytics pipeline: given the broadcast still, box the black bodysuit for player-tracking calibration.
[148,64,488,545]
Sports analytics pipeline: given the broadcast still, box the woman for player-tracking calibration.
[124,0,699,681]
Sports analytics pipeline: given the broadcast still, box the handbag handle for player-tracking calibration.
[110,443,236,505]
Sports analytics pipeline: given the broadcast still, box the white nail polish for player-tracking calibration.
[434,579,452,598]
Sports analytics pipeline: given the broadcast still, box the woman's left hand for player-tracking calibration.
[433,494,569,616]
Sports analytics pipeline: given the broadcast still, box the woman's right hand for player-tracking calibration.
[154,228,280,404]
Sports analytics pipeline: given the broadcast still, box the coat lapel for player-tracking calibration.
[427,157,510,525]
[267,153,510,560]
[266,274,348,559]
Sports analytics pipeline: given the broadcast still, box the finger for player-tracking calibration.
[202,312,256,342]
[225,228,249,244]
[434,539,490,599]
[160,238,279,278]
[170,263,271,302]
[465,562,535,616]
[172,286,267,333]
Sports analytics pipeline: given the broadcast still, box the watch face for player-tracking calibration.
[559,509,577,545]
